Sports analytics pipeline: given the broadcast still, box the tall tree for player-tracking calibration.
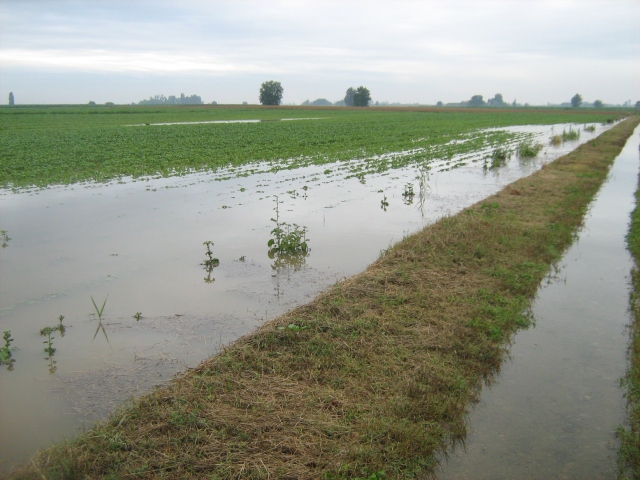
[8,92,14,106]
[467,95,485,107]
[571,93,583,108]
[344,87,355,106]
[487,93,505,106]
[353,86,371,107]
[593,99,603,108]
[259,81,283,106]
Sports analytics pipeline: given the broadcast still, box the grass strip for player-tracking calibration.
[10,117,640,480]
[619,135,640,478]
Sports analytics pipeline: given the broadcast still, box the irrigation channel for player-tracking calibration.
[0,122,613,473]
[439,124,640,478]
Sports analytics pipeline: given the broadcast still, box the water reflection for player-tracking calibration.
[438,124,640,479]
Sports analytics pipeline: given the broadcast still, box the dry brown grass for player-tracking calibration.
[9,117,640,480]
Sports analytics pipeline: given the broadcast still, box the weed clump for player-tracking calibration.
[562,127,580,141]
[268,195,309,257]
[517,139,543,157]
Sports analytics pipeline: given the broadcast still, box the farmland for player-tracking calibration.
[0,105,621,189]
[0,106,634,477]
[3,113,637,479]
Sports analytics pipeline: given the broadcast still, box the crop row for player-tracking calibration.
[0,107,620,189]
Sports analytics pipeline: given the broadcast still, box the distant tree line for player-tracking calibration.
[138,93,203,106]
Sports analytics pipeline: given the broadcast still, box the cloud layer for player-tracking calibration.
[1,0,638,105]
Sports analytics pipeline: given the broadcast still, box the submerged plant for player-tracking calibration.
[489,147,511,168]
[380,195,389,211]
[550,135,562,146]
[1,230,10,248]
[584,124,596,133]
[402,183,415,204]
[133,312,142,321]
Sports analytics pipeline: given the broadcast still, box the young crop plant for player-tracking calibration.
[380,195,389,211]
[584,124,596,133]
[550,135,563,146]
[268,195,310,258]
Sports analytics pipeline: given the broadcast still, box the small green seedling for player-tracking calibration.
[402,183,414,198]
[91,295,110,344]
[57,315,66,336]
[133,312,142,321]
[380,195,389,210]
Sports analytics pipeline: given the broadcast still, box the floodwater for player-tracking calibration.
[438,125,640,479]
[0,122,609,474]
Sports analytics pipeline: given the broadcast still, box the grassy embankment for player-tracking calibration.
[9,116,639,479]
[620,129,640,478]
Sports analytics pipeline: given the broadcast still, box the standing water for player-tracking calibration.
[0,122,612,474]
[439,126,640,478]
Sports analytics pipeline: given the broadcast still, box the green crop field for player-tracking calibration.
[0,105,622,189]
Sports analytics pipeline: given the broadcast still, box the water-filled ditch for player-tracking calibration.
[0,122,610,473]
[438,125,640,478]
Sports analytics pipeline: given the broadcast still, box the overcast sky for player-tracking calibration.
[1,0,638,106]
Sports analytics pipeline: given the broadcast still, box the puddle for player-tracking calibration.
[0,122,610,473]
[438,125,640,479]
[127,117,322,126]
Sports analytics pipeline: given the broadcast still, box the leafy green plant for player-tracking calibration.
[268,196,310,257]
[40,326,56,356]
[201,241,220,269]
[584,124,596,132]
[133,312,142,321]
[0,330,16,368]
[380,195,389,210]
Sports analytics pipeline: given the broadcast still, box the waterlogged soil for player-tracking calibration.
[438,125,640,478]
[0,122,609,473]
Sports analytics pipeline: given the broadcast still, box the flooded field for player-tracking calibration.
[0,122,610,473]
[439,125,640,478]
